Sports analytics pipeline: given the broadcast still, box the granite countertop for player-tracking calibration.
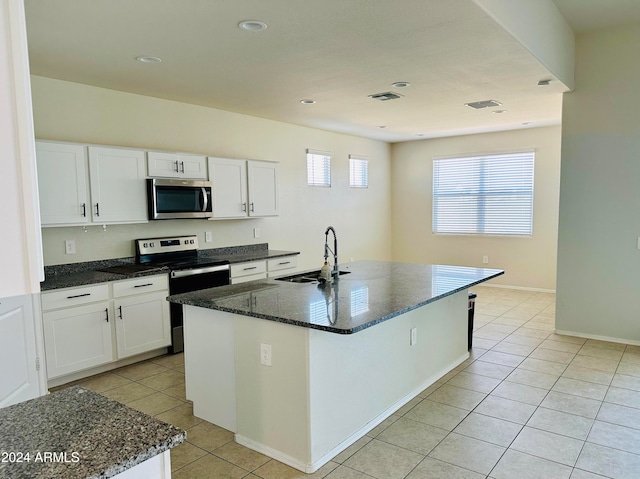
[168,260,504,334]
[0,386,185,479]
[40,244,300,291]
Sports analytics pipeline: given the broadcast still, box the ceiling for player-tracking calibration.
[22,1,639,143]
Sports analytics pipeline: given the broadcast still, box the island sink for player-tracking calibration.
[275,269,351,283]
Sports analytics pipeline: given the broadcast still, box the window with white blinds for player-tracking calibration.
[349,156,369,188]
[432,151,534,236]
[307,149,331,187]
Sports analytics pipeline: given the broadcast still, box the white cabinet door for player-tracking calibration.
[148,151,207,179]
[209,157,248,218]
[248,161,279,217]
[114,291,170,359]
[42,301,114,379]
[36,142,90,226]
[88,146,147,224]
[0,295,45,407]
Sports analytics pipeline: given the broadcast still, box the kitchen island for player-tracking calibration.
[168,260,503,473]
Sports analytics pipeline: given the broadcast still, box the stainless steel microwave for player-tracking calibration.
[147,178,213,220]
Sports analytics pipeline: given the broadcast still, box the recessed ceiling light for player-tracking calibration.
[415,133,426,137]
[238,20,268,32]
[300,99,316,105]
[537,79,552,86]
[391,81,411,88]
[522,122,533,125]
[492,110,506,114]
[135,56,162,64]
[378,125,387,129]
[465,100,502,109]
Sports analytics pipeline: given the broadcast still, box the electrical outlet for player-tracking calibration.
[205,231,212,243]
[65,240,76,255]
[260,343,272,366]
[253,227,260,238]
[482,255,489,264]
[410,327,417,346]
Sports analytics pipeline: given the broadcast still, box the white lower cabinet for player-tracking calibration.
[113,276,170,359]
[41,275,169,380]
[267,255,298,277]
[42,300,114,379]
[230,260,267,284]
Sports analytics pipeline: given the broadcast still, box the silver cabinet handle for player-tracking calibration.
[118,305,123,319]
[241,202,247,212]
[175,160,179,173]
[278,261,291,265]
[67,293,90,299]
[81,203,86,217]
[180,161,185,173]
[250,202,255,212]
[134,283,154,288]
[243,266,258,271]
[104,308,109,322]
[95,203,100,216]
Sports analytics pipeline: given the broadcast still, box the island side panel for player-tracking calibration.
[308,290,468,466]
[183,305,237,432]
[233,314,313,470]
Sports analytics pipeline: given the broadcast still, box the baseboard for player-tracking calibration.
[554,329,640,347]
[480,283,556,294]
[235,351,470,473]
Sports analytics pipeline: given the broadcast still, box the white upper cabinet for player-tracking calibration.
[208,157,278,218]
[36,142,90,226]
[147,151,207,179]
[248,160,279,217]
[88,146,147,224]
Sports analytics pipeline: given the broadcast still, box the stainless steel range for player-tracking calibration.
[135,235,230,353]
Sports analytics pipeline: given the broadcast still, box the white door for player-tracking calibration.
[42,301,114,379]
[178,154,207,179]
[88,146,147,223]
[147,151,182,178]
[248,161,279,217]
[114,291,170,359]
[209,157,248,218]
[0,295,44,407]
[36,142,90,226]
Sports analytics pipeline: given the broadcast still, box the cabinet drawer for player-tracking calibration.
[112,274,169,298]
[267,256,298,272]
[41,284,110,311]
[230,260,267,278]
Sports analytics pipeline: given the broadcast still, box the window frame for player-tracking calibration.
[349,155,369,188]
[306,149,331,187]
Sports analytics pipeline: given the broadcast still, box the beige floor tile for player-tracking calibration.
[492,341,537,357]
[138,370,185,391]
[377,417,448,455]
[254,459,338,479]
[406,456,485,479]
[162,382,187,401]
[214,441,271,471]
[616,361,640,378]
[578,345,624,362]
[511,426,583,466]
[464,360,515,380]
[184,420,234,452]
[395,397,422,416]
[506,368,559,390]
[510,328,551,339]
[518,357,567,376]
[367,414,400,437]
[478,350,525,368]
[427,384,486,411]
[491,449,572,479]
[583,339,626,351]
[155,402,203,430]
[547,333,586,345]
[152,352,185,369]
[552,377,608,401]
[596,402,640,430]
[453,412,522,447]
[170,441,207,472]
[501,334,544,347]
[78,372,132,392]
[538,339,582,354]
[604,386,640,409]
[344,439,423,479]
[332,436,372,463]
[576,442,640,479]
[172,453,246,479]
[428,432,505,475]
[471,338,499,350]
[112,360,169,381]
[324,465,378,479]
[540,391,601,419]
[529,347,575,365]
[622,351,640,365]
[562,365,614,386]
[126,391,184,416]
[527,407,594,440]
[474,395,536,425]
[587,420,640,455]
[404,399,469,431]
[446,371,502,394]
[490,381,548,406]
[521,321,555,332]
[99,382,156,403]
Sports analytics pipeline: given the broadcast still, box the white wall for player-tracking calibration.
[556,23,640,343]
[30,76,392,270]
[390,126,561,290]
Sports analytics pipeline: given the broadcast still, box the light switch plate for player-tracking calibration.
[260,343,272,366]
[65,239,76,255]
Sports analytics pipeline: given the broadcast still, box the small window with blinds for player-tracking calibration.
[349,156,369,188]
[307,149,331,187]
[432,151,534,236]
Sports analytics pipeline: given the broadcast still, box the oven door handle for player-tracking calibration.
[171,264,230,279]
[200,187,209,212]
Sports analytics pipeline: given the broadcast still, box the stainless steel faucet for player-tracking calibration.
[324,226,339,279]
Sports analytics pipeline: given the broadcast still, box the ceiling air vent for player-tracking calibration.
[369,91,404,101]
[464,100,502,109]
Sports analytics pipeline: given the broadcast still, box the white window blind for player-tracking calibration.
[432,151,534,236]
[349,156,369,188]
[307,149,331,187]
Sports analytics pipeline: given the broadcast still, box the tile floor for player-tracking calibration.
[63,286,640,479]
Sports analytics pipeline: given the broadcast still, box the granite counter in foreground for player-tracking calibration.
[168,260,504,333]
[0,386,185,479]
